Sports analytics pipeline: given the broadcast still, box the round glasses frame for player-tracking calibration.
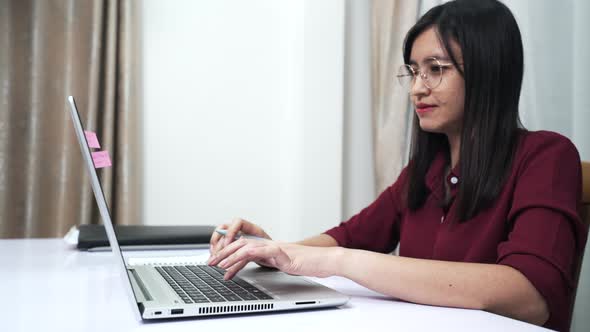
[396,57,455,91]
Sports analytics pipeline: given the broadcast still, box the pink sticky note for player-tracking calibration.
[84,131,101,149]
[91,151,112,168]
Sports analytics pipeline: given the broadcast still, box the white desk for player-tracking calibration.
[0,239,550,332]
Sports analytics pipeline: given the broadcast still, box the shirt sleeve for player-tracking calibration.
[323,167,408,253]
[497,133,587,329]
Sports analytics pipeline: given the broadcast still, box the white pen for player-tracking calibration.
[215,229,265,241]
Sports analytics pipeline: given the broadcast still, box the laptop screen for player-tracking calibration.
[67,96,142,320]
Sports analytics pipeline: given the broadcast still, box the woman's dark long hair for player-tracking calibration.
[404,0,524,221]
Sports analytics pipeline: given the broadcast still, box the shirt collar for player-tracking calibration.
[425,151,461,199]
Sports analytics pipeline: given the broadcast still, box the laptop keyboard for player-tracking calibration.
[155,265,273,304]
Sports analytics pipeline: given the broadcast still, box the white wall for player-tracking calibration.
[142,0,345,242]
[504,0,590,161]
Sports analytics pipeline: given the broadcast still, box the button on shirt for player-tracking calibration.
[324,130,588,332]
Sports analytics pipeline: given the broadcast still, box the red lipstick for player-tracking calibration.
[415,103,437,115]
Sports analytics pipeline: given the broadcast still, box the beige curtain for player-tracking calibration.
[0,0,142,238]
[371,0,418,193]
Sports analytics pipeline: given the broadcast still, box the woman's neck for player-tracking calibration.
[447,133,461,169]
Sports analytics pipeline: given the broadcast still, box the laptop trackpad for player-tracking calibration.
[239,267,320,297]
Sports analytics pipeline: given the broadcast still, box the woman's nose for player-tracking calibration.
[410,73,430,97]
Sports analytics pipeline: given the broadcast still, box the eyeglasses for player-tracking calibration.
[396,57,457,91]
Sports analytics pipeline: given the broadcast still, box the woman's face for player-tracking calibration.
[409,27,465,138]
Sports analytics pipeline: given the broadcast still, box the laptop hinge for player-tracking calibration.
[127,268,153,302]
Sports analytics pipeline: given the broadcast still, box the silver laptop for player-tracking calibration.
[66,96,349,320]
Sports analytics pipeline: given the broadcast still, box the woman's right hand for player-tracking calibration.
[209,218,271,256]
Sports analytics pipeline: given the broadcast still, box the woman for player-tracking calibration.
[207,1,587,330]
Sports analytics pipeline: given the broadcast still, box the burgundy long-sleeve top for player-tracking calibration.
[325,130,587,331]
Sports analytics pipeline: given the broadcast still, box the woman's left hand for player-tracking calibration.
[207,238,340,280]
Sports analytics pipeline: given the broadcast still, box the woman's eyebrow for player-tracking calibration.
[434,56,452,62]
[408,55,452,65]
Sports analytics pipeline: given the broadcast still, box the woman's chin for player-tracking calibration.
[417,120,443,134]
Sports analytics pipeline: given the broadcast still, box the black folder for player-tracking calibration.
[77,224,216,251]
